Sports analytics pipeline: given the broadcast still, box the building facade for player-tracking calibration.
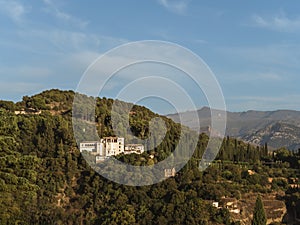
[80,137,126,162]
[102,137,124,156]
[79,141,103,155]
[124,144,144,154]
[164,168,176,178]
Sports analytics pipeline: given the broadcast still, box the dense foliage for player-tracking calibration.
[0,89,299,225]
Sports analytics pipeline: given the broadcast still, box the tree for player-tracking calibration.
[263,143,268,157]
[0,100,15,111]
[252,195,266,225]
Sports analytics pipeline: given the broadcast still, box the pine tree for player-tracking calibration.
[252,195,267,225]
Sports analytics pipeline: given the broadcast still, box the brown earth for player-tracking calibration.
[227,191,286,225]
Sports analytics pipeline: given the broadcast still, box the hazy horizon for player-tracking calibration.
[3,87,300,115]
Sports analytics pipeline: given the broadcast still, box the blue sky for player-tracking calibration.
[0,0,300,113]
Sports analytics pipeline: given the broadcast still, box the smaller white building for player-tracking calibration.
[124,144,144,154]
[164,168,176,178]
[212,202,219,208]
[79,141,103,155]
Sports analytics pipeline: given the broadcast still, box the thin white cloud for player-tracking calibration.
[194,39,208,44]
[252,13,300,32]
[259,72,282,81]
[16,28,128,57]
[0,0,28,23]
[42,0,89,28]
[16,28,102,54]
[218,44,300,69]
[222,71,283,83]
[0,66,51,79]
[157,0,189,15]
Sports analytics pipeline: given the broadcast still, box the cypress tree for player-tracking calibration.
[264,143,268,157]
[252,195,267,225]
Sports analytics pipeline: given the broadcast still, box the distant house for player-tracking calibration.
[212,198,240,213]
[164,168,176,178]
[212,202,219,208]
[14,108,41,115]
[289,177,300,188]
[14,110,26,115]
[247,169,255,175]
[221,198,240,214]
[124,144,144,154]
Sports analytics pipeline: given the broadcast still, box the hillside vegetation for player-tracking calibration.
[0,89,299,225]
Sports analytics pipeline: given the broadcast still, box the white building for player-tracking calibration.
[102,137,124,156]
[80,137,125,161]
[124,144,144,154]
[164,168,176,178]
[79,138,149,163]
[79,141,103,155]
[212,202,219,208]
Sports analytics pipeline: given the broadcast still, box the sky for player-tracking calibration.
[0,0,300,113]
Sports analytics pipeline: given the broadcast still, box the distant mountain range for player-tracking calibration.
[167,107,300,150]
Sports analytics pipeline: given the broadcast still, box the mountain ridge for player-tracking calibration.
[167,107,300,150]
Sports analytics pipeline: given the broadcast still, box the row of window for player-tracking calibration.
[81,143,97,147]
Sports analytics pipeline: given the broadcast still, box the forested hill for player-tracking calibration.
[0,89,299,224]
